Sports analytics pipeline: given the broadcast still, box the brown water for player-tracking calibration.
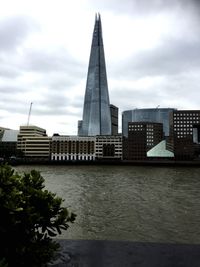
[15,165,200,244]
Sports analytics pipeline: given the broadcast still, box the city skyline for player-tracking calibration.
[0,0,200,135]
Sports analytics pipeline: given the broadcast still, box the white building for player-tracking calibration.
[95,135,122,159]
[17,126,50,158]
[51,135,95,161]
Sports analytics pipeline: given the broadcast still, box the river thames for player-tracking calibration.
[15,165,200,244]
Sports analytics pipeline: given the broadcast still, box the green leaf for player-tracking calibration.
[0,164,76,266]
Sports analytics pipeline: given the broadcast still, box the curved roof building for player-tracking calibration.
[122,108,176,137]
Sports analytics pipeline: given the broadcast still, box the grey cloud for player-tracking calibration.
[32,105,80,117]
[111,87,163,110]
[29,51,66,72]
[0,16,38,52]
[35,74,77,92]
[0,100,28,114]
[39,94,69,108]
[0,16,39,79]
[72,97,84,109]
[24,48,84,74]
[38,94,84,118]
[112,38,200,80]
[131,0,200,15]
[32,107,66,116]
[0,63,21,78]
[110,69,200,113]
[30,93,81,116]
[88,0,200,15]
[0,87,38,115]
[0,86,26,94]
[0,99,67,116]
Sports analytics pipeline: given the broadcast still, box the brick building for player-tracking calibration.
[168,110,200,160]
[124,122,163,160]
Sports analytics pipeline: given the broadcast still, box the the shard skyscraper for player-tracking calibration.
[78,14,111,136]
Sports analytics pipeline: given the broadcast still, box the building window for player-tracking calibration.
[103,144,115,157]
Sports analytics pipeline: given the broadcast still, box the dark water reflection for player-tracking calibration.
[15,165,200,244]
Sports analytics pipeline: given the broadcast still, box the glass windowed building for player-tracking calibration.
[78,14,111,136]
[122,108,175,137]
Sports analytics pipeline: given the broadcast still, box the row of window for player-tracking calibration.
[96,149,122,152]
[174,122,199,125]
[52,155,95,161]
[174,113,200,117]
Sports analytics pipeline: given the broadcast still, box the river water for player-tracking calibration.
[15,165,200,244]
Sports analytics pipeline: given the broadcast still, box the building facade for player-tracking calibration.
[0,129,19,158]
[122,108,175,137]
[17,126,50,159]
[51,135,95,161]
[95,135,122,160]
[123,122,163,160]
[110,104,118,135]
[78,14,111,136]
[168,110,200,160]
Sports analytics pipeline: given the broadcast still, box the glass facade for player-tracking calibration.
[122,108,175,137]
[79,14,111,136]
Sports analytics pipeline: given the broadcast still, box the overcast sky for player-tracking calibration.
[0,0,200,135]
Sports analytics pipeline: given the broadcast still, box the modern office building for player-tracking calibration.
[123,122,163,160]
[17,126,50,159]
[18,125,47,138]
[51,135,95,161]
[122,108,175,137]
[78,14,111,136]
[110,104,118,135]
[0,126,9,134]
[168,110,200,160]
[95,135,122,160]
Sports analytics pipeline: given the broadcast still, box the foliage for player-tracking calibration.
[0,164,76,267]
[0,258,8,267]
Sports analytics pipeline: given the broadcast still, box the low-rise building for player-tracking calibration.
[95,135,122,160]
[17,126,50,159]
[124,122,163,160]
[51,135,95,161]
[0,129,19,158]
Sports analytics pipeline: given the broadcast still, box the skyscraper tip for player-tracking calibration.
[95,13,101,21]
[79,13,111,136]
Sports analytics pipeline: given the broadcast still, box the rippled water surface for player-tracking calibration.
[15,165,200,244]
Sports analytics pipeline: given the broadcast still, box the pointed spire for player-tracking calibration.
[95,13,101,21]
[78,14,111,136]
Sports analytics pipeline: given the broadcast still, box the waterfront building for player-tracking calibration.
[168,110,200,160]
[95,135,122,160]
[0,129,19,158]
[123,122,163,160]
[122,108,175,137]
[0,126,9,133]
[51,135,95,161]
[17,126,50,159]
[18,125,47,138]
[147,140,174,159]
[78,14,111,136]
[110,104,118,135]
